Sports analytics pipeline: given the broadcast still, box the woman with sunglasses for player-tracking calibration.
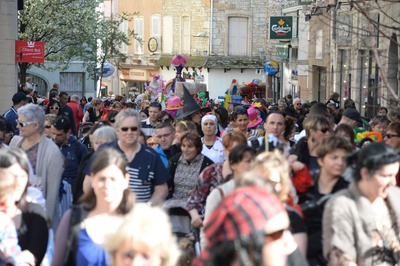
[46,99,61,115]
[9,104,64,231]
[323,142,400,266]
[44,114,57,139]
[291,115,332,177]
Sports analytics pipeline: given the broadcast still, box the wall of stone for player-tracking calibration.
[0,0,18,114]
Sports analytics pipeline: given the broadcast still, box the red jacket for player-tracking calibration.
[67,101,83,133]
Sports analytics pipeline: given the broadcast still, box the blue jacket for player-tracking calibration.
[154,145,168,169]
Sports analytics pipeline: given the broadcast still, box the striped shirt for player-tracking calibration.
[141,118,157,137]
[83,141,170,202]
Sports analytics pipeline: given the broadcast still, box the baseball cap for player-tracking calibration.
[12,92,27,104]
[343,108,362,122]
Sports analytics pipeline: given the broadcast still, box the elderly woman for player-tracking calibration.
[323,142,400,265]
[9,104,64,231]
[291,115,332,176]
[44,114,57,138]
[52,148,135,266]
[82,98,103,123]
[200,114,225,164]
[105,203,180,266]
[165,133,213,234]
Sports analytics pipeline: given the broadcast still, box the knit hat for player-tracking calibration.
[343,108,362,123]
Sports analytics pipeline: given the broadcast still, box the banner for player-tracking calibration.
[15,40,45,63]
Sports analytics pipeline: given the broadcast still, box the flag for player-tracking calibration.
[160,92,166,110]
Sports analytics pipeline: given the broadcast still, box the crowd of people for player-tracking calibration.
[1,83,400,266]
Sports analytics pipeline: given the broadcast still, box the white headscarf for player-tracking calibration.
[201,114,218,135]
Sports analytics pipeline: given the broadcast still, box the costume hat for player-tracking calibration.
[247,107,263,128]
[174,85,201,120]
[165,96,183,111]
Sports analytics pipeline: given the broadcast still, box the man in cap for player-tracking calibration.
[3,92,27,135]
[338,108,362,128]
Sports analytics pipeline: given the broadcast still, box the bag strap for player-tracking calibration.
[217,187,225,199]
[63,205,82,266]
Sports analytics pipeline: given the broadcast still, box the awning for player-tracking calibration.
[276,41,291,59]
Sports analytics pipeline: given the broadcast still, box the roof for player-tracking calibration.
[155,54,265,69]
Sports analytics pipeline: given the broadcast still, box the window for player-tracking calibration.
[151,15,161,37]
[60,72,84,96]
[228,17,248,56]
[181,16,190,54]
[134,17,144,54]
[120,20,128,54]
[163,16,173,53]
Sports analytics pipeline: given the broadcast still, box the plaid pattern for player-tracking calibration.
[186,163,224,214]
[205,186,285,246]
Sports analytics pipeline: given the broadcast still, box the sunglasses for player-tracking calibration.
[149,102,161,108]
[264,229,285,241]
[45,125,51,129]
[157,118,172,123]
[50,106,60,110]
[120,127,139,132]
[296,103,302,106]
[16,120,36,128]
[319,127,330,133]
[385,133,400,139]
[109,119,116,123]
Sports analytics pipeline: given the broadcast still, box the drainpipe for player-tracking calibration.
[210,0,213,54]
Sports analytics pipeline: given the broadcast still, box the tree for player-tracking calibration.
[18,0,102,84]
[17,0,140,92]
[92,12,140,97]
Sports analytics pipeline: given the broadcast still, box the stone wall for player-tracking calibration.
[0,0,18,114]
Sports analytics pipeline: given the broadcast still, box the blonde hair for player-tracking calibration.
[104,204,180,266]
[236,151,291,202]
[0,169,16,200]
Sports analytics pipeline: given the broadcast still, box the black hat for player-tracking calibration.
[343,108,362,122]
[12,92,27,104]
[283,106,297,118]
[174,85,201,120]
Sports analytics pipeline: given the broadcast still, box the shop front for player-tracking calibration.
[119,66,159,100]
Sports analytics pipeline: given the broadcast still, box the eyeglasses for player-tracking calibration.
[16,120,36,128]
[319,127,330,133]
[155,131,174,139]
[233,108,247,115]
[264,229,285,242]
[50,106,60,110]
[120,127,139,132]
[385,133,400,139]
[157,118,172,123]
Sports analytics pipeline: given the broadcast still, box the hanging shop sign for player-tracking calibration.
[269,16,293,40]
[15,40,45,63]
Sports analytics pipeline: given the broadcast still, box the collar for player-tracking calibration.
[178,153,202,165]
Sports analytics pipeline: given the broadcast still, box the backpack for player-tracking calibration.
[63,205,83,266]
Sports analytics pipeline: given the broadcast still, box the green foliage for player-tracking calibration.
[18,0,140,84]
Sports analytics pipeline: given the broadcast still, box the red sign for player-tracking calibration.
[15,40,45,63]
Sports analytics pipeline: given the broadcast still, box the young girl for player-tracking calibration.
[0,169,22,265]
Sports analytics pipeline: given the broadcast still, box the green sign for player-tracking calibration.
[270,16,293,40]
[276,42,290,58]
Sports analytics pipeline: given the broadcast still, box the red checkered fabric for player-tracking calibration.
[205,186,285,245]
